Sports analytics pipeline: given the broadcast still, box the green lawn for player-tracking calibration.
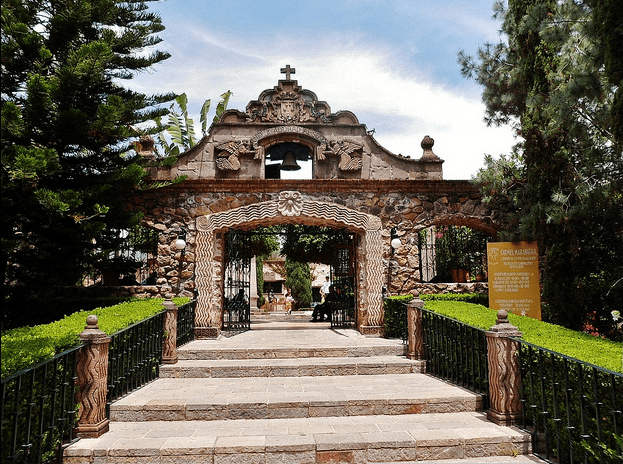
[423,300,622,373]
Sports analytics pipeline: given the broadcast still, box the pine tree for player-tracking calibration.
[1,0,175,299]
[285,258,313,311]
[459,0,623,338]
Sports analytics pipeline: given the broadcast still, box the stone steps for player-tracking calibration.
[64,325,535,463]
[109,373,481,422]
[64,412,532,464]
[160,355,425,378]
[177,341,406,361]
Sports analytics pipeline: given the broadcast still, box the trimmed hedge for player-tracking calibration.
[1,297,189,378]
[420,292,489,306]
[423,300,622,373]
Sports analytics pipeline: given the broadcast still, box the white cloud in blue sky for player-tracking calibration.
[129,0,516,180]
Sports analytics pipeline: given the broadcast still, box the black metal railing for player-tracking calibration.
[422,308,489,409]
[330,299,356,329]
[176,300,196,347]
[383,300,409,342]
[106,310,165,407]
[1,347,80,464]
[516,340,623,464]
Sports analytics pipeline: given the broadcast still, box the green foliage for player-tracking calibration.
[424,301,622,372]
[1,297,188,378]
[459,0,623,337]
[420,292,489,306]
[1,0,175,298]
[280,226,351,265]
[155,90,232,157]
[285,258,312,310]
[420,226,490,281]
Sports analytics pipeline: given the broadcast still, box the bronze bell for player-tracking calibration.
[280,151,301,171]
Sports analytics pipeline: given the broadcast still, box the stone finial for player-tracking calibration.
[489,309,522,337]
[420,135,441,161]
[135,135,155,160]
[79,315,107,341]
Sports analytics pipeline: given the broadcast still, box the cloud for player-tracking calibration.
[129,22,515,180]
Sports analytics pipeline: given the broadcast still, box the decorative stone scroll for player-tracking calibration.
[277,191,303,216]
[331,141,364,171]
[194,192,385,337]
[215,141,249,170]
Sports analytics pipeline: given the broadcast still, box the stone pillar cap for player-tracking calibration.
[79,315,108,341]
[488,309,522,337]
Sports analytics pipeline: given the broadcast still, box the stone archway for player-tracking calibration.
[194,191,384,338]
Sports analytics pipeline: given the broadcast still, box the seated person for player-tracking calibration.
[310,285,335,322]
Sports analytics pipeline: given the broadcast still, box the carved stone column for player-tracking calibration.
[486,309,523,426]
[162,295,178,364]
[75,315,110,438]
[407,294,425,360]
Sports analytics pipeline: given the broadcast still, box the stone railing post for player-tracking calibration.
[162,295,178,364]
[75,315,110,438]
[407,294,425,360]
[486,309,523,426]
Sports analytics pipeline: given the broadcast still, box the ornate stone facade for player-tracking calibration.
[146,76,443,182]
[129,72,501,337]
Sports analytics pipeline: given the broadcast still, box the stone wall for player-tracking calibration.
[128,179,499,301]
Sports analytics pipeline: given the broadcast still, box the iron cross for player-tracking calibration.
[280,65,295,81]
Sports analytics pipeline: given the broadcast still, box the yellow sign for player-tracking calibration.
[487,241,541,320]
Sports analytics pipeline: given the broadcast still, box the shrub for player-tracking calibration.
[420,292,488,306]
[1,297,188,378]
[423,301,622,372]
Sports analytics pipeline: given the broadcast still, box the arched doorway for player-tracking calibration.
[193,191,384,338]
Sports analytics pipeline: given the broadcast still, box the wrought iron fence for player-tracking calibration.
[176,300,196,347]
[106,310,165,407]
[1,347,80,464]
[422,308,490,409]
[516,340,623,464]
[383,300,409,342]
[418,226,490,282]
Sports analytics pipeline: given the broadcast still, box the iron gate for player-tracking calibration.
[223,229,251,331]
[330,232,357,329]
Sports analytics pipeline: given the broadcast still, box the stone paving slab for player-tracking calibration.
[64,412,534,464]
[161,355,425,378]
[110,374,482,422]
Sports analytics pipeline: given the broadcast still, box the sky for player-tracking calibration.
[129,0,516,180]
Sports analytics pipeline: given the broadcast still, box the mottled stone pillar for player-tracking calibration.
[407,294,425,360]
[75,315,110,438]
[486,309,523,426]
[162,295,178,364]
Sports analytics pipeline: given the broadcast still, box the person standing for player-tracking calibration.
[320,276,331,302]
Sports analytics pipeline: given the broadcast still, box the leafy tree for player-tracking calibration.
[1,0,175,300]
[459,0,623,338]
[155,90,232,157]
[285,258,312,310]
[280,225,350,265]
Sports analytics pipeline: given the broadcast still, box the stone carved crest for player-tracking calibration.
[277,191,303,216]
[246,81,331,124]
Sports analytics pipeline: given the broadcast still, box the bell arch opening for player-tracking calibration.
[265,142,312,180]
[193,192,384,339]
